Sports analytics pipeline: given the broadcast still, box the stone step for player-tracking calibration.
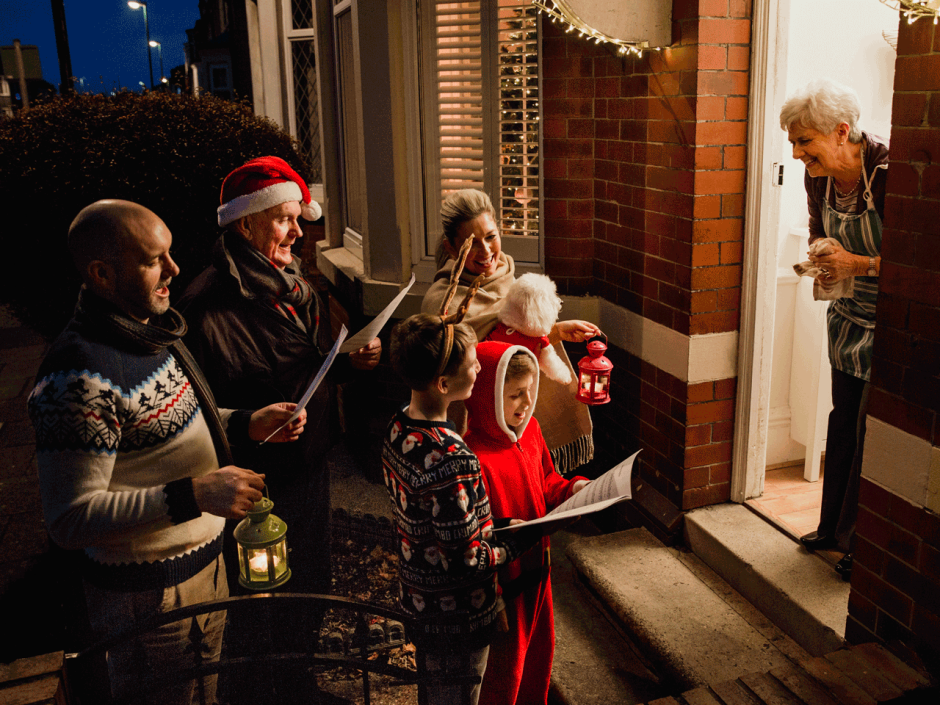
[636,641,936,705]
[565,527,810,692]
[549,522,666,705]
[683,503,849,657]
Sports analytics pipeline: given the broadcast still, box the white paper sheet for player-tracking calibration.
[260,325,348,444]
[492,450,640,532]
[339,273,416,353]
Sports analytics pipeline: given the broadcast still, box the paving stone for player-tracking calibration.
[799,656,877,705]
[851,642,930,691]
[768,664,839,705]
[738,671,804,705]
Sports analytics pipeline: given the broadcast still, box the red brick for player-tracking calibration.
[651,45,697,72]
[698,18,752,44]
[721,193,745,217]
[698,71,749,96]
[687,399,735,424]
[686,424,712,446]
[695,146,723,169]
[688,381,714,403]
[721,240,743,264]
[693,242,721,267]
[886,127,940,164]
[696,169,746,194]
[892,93,928,128]
[929,94,940,128]
[886,163,921,198]
[693,195,722,219]
[727,46,750,71]
[895,56,940,92]
[726,96,749,120]
[691,309,740,333]
[691,290,718,313]
[682,483,731,510]
[697,121,748,146]
[716,288,741,309]
[542,117,566,139]
[696,96,726,122]
[723,145,747,169]
[895,11,937,55]
[712,420,734,442]
[685,442,732,469]
[880,262,940,307]
[698,46,728,70]
[691,264,742,289]
[729,0,752,17]
[693,219,743,242]
[699,0,730,16]
[922,164,940,199]
[714,378,736,399]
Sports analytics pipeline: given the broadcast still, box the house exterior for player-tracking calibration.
[187,0,940,665]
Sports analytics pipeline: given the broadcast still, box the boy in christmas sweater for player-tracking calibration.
[465,342,590,705]
[385,314,536,705]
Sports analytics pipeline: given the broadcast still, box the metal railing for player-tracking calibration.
[64,593,480,705]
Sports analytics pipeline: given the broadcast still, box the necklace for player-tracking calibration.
[834,171,862,198]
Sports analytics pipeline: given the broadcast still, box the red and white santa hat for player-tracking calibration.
[217,155,322,227]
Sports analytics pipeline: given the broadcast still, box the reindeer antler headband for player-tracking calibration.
[435,237,485,378]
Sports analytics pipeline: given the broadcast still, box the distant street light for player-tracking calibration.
[128,1,154,90]
[149,40,165,85]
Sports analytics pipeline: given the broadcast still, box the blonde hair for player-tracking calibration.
[779,78,862,142]
[436,189,497,267]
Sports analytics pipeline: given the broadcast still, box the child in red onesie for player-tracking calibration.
[464,341,590,705]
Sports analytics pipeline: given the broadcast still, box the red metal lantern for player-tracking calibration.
[576,334,613,405]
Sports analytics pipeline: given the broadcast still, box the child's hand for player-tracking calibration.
[572,479,591,494]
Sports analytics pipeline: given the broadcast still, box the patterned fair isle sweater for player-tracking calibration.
[382,407,530,649]
[28,319,235,591]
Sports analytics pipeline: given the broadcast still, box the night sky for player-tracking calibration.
[1,0,201,93]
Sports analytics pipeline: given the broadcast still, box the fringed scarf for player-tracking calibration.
[220,232,318,334]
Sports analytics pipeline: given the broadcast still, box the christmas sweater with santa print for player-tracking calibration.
[382,408,533,648]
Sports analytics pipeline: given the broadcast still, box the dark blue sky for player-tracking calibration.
[1,0,200,92]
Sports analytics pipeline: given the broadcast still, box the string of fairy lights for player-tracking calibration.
[530,0,654,57]
[879,0,940,24]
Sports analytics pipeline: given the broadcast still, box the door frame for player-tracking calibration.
[731,0,791,502]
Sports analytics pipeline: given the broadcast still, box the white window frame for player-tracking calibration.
[280,0,324,201]
[407,0,544,279]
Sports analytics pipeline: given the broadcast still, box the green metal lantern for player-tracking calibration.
[233,497,291,591]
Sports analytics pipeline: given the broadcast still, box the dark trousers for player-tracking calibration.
[818,368,870,553]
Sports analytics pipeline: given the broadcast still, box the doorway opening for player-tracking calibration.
[734,0,898,538]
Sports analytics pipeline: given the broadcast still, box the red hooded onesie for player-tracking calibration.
[464,341,587,705]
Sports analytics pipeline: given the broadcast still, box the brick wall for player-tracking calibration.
[541,1,750,524]
[846,15,940,664]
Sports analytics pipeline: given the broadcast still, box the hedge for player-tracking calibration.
[0,92,311,336]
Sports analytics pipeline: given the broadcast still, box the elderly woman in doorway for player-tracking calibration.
[421,189,601,475]
[780,79,888,581]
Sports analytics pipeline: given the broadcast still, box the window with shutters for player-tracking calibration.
[417,0,541,267]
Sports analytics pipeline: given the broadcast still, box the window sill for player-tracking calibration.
[316,241,430,317]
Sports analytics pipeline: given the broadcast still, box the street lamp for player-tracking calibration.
[149,40,165,85]
[128,1,154,90]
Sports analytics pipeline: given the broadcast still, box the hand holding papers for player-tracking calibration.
[260,325,348,444]
[340,273,416,353]
[493,450,641,533]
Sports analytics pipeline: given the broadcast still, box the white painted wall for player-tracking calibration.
[765,0,898,468]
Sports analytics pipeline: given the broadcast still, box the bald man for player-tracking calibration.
[28,200,307,705]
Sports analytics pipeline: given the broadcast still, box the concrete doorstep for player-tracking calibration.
[565,527,811,693]
[684,503,850,657]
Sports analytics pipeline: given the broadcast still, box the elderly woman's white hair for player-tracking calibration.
[779,78,863,143]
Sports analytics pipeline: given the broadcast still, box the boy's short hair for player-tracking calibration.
[506,350,538,382]
[391,314,477,391]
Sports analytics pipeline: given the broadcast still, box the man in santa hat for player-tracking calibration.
[179,157,380,701]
